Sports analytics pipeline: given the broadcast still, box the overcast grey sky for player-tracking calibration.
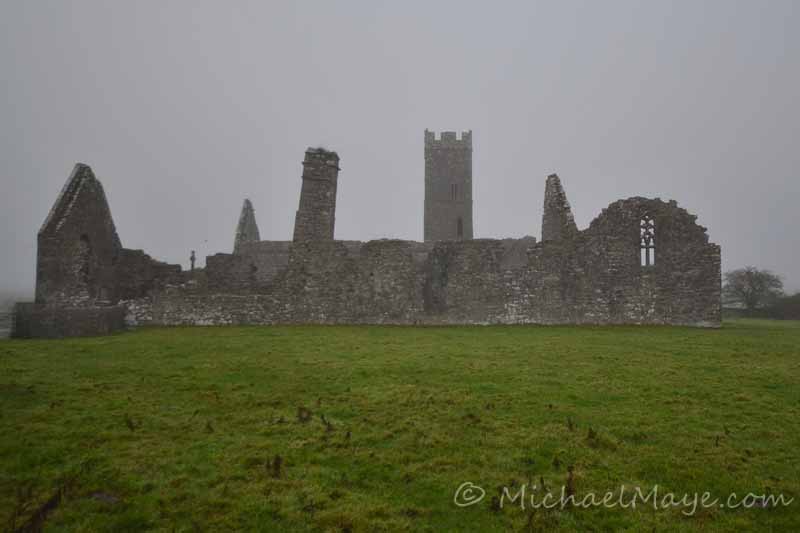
[1,0,798,295]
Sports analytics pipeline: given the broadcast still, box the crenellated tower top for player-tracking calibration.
[424,130,474,241]
[424,129,472,150]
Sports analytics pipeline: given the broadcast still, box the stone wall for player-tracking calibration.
[12,303,126,338]
[114,248,184,300]
[207,241,293,292]
[123,199,720,327]
[0,309,11,339]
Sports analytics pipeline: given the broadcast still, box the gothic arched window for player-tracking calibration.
[640,215,655,266]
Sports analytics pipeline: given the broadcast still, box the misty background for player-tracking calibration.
[1,0,798,301]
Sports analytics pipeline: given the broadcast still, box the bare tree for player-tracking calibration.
[723,267,784,314]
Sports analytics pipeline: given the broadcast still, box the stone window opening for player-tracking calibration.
[451,183,458,201]
[640,215,655,266]
[457,217,464,240]
[78,234,92,283]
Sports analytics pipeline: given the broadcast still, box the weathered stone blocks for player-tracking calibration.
[424,130,473,241]
[15,143,722,337]
[293,148,340,242]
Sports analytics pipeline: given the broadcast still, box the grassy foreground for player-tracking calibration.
[1,321,798,532]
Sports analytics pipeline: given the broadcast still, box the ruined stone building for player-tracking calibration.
[12,131,721,337]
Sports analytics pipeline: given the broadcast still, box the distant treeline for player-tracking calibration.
[724,293,800,320]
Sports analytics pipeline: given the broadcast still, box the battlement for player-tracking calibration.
[424,129,472,149]
[303,147,340,169]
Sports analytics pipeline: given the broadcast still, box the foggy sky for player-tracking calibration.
[1,0,798,296]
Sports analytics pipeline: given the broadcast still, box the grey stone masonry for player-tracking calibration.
[233,198,260,253]
[12,303,126,338]
[542,173,578,242]
[293,148,340,242]
[15,144,722,337]
[424,130,473,241]
[36,163,123,306]
[0,309,10,338]
[18,163,183,337]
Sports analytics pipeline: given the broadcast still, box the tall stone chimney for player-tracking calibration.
[293,148,340,242]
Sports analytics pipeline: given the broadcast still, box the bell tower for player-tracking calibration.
[424,130,473,241]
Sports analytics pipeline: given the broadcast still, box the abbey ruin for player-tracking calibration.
[12,130,721,337]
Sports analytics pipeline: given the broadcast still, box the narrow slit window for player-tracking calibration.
[79,234,92,283]
[640,215,655,266]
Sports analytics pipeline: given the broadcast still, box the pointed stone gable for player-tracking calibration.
[36,163,123,305]
[541,173,578,242]
[39,163,121,247]
[234,198,261,253]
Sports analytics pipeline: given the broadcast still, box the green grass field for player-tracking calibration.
[1,320,798,532]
